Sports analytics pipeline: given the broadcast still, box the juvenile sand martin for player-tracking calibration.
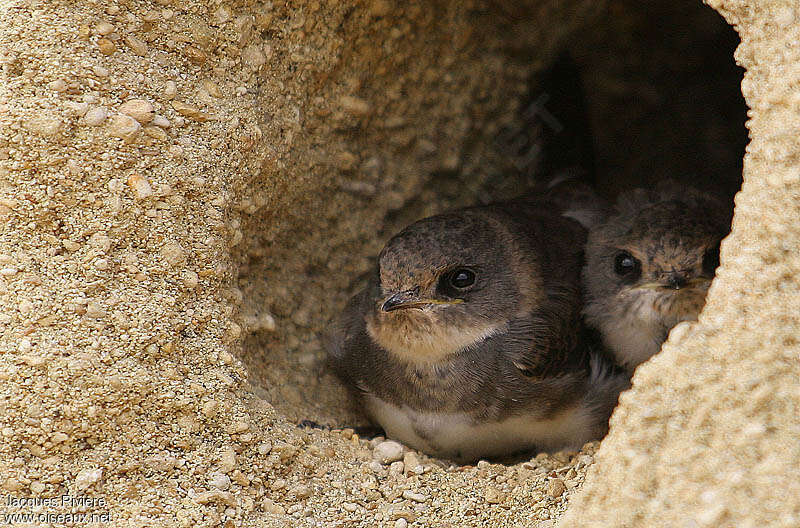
[327,196,628,462]
[582,182,731,372]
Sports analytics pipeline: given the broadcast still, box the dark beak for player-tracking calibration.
[381,288,422,312]
[664,272,688,290]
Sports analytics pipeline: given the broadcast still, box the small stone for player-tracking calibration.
[144,126,167,140]
[125,35,148,56]
[95,21,115,35]
[92,65,110,78]
[289,484,311,500]
[25,116,62,136]
[403,452,423,476]
[342,502,358,513]
[65,101,89,116]
[22,355,46,367]
[151,115,170,128]
[48,79,67,92]
[84,107,108,126]
[201,400,218,418]
[219,447,236,473]
[210,473,231,490]
[75,468,102,490]
[164,80,177,99]
[97,38,116,55]
[373,440,404,464]
[52,432,69,444]
[2,478,23,492]
[119,99,155,123]
[172,101,211,122]
[485,487,506,504]
[261,498,285,515]
[394,519,408,528]
[182,270,199,289]
[0,267,18,276]
[108,114,141,142]
[388,461,405,475]
[29,481,45,494]
[17,339,32,353]
[547,478,566,498]
[202,79,223,98]
[89,233,112,253]
[161,241,186,267]
[194,490,236,507]
[401,490,427,503]
[242,44,266,69]
[257,441,272,455]
[339,95,371,116]
[127,173,153,199]
[86,302,105,319]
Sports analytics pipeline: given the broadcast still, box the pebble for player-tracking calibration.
[403,452,423,476]
[172,101,211,122]
[261,498,285,515]
[97,38,116,55]
[17,339,32,353]
[373,440,404,464]
[25,116,62,136]
[182,270,199,289]
[402,490,427,503]
[75,468,103,490]
[108,114,141,142]
[289,483,311,500]
[127,173,153,199]
[547,478,566,498]
[210,473,231,490]
[95,21,115,35]
[85,302,105,319]
[125,35,148,56]
[48,79,67,92]
[119,99,155,123]
[84,107,108,126]
[342,502,358,513]
[161,241,186,267]
[394,519,408,528]
[151,115,171,128]
[484,486,506,504]
[65,101,89,116]
[164,80,177,99]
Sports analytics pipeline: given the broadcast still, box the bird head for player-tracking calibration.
[365,209,523,365]
[584,186,730,330]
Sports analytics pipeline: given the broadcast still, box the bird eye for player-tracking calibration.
[449,268,476,289]
[613,251,641,280]
[702,240,721,276]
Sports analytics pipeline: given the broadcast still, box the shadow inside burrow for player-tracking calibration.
[235,0,748,455]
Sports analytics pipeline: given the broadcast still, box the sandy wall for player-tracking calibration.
[0,0,796,527]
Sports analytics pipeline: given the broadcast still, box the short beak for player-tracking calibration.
[380,289,462,312]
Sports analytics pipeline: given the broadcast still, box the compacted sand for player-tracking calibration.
[0,0,798,527]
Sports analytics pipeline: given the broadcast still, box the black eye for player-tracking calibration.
[613,251,641,280]
[702,240,721,276]
[449,268,476,289]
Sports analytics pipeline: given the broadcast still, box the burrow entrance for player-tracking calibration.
[236,0,747,437]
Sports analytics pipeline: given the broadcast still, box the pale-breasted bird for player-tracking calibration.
[582,182,731,372]
[326,194,628,462]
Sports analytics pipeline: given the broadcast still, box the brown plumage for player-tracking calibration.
[582,181,732,372]
[327,192,628,462]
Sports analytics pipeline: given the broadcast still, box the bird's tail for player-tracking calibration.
[580,345,631,438]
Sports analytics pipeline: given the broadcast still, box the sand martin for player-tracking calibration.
[327,195,628,462]
[582,182,731,372]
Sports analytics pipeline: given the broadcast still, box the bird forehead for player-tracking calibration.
[378,213,495,288]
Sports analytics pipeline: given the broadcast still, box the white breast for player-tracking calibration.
[365,395,596,462]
